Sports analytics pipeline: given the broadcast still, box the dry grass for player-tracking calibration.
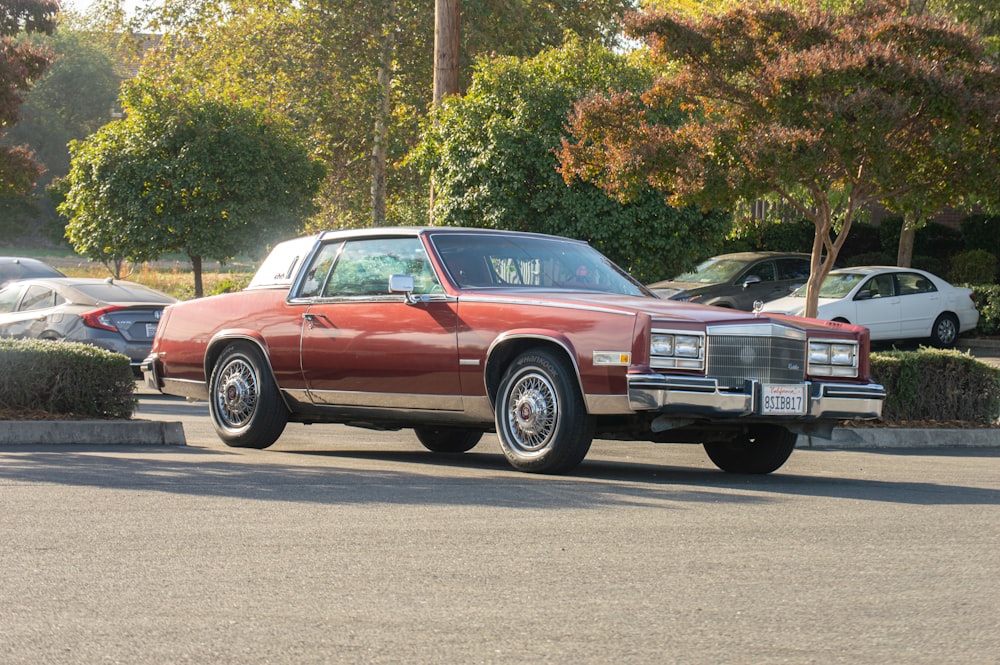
[2,249,255,300]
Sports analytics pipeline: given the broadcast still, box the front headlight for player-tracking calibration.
[650,331,705,370]
[808,340,858,377]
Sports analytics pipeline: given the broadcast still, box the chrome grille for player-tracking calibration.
[707,334,806,389]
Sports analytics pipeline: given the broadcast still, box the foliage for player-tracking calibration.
[560,0,1000,318]
[960,214,1000,256]
[414,39,729,283]
[136,0,635,228]
[59,76,325,295]
[4,30,120,188]
[948,249,998,284]
[0,0,59,195]
[0,338,135,419]
[870,348,1000,424]
[970,284,1000,336]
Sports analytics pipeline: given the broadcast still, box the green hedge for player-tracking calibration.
[969,284,1000,336]
[870,348,1000,425]
[0,339,136,419]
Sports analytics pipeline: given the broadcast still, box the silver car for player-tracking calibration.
[0,278,177,372]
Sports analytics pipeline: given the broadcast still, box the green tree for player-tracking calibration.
[0,0,58,196]
[413,39,729,282]
[5,30,119,188]
[59,77,325,296]
[561,0,1000,317]
[137,0,635,229]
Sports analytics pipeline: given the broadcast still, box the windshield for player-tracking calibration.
[674,257,751,284]
[790,272,867,299]
[430,233,650,297]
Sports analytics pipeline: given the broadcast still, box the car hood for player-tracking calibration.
[646,281,708,299]
[473,290,845,332]
[760,295,842,316]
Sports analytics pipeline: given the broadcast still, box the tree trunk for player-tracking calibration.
[897,214,918,267]
[191,254,204,299]
[429,0,461,222]
[371,2,396,226]
[433,0,461,104]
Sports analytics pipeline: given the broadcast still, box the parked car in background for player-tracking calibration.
[0,257,65,289]
[761,266,978,348]
[647,252,816,310]
[143,227,884,475]
[0,278,177,372]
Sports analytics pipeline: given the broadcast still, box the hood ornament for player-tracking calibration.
[753,300,764,318]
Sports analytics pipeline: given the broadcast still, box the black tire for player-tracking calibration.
[703,425,797,474]
[414,426,483,453]
[208,343,288,449]
[930,313,959,348]
[494,349,594,474]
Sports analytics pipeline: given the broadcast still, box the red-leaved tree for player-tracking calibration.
[0,0,58,195]
[560,0,1000,318]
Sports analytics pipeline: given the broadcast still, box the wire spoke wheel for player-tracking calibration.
[495,349,594,474]
[208,343,288,449]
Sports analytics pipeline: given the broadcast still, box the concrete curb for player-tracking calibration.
[0,420,186,446]
[798,427,1000,449]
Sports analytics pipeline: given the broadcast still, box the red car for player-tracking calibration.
[142,227,884,474]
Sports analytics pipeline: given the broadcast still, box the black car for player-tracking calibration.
[648,251,814,310]
[0,257,65,289]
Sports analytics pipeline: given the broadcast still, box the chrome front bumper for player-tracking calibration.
[628,374,885,421]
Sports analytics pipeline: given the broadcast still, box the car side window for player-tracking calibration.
[19,285,54,312]
[743,260,776,282]
[0,287,20,313]
[324,237,441,298]
[859,274,896,299]
[777,258,810,280]
[299,242,342,299]
[897,272,937,295]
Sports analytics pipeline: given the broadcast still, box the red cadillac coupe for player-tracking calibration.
[142,227,884,474]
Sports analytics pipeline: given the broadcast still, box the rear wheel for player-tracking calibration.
[930,313,959,348]
[495,349,594,474]
[414,427,483,453]
[703,425,797,474]
[209,343,288,449]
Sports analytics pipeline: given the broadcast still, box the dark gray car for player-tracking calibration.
[0,277,177,372]
[0,257,65,289]
[648,251,813,310]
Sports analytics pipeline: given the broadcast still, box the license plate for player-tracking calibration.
[760,384,806,415]
[146,323,158,338]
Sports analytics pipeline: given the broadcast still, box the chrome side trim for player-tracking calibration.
[161,377,209,401]
[307,389,464,411]
[460,295,637,318]
[585,394,633,415]
[462,395,494,421]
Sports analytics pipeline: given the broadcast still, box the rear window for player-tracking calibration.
[73,283,175,304]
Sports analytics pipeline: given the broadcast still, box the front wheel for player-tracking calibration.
[930,313,959,348]
[414,427,483,453]
[495,349,594,474]
[703,425,797,474]
[209,343,288,449]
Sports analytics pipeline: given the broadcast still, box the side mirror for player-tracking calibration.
[742,275,762,289]
[855,290,873,301]
[388,274,415,296]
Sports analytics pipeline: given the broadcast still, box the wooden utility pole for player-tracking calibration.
[430,0,460,221]
[433,0,461,104]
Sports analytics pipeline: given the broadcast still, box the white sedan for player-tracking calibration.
[761,266,979,347]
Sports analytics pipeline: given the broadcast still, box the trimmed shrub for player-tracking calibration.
[0,339,136,419]
[949,249,998,285]
[960,214,1000,255]
[870,348,1000,424]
